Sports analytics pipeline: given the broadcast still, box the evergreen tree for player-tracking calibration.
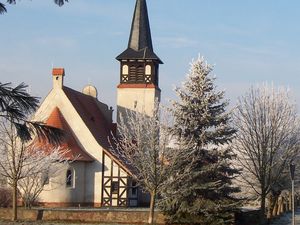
[159,56,240,225]
[0,82,62,144]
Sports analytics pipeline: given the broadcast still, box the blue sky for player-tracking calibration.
[1,0,300,111]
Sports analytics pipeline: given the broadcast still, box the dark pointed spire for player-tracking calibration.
[128,0,153,51]
[116,0,162,64]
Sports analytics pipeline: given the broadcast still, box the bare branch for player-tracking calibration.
[232,84,300,217]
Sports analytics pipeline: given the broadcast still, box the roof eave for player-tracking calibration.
[116,49,163,64]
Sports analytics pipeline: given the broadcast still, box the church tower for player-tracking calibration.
[116,0,163,121]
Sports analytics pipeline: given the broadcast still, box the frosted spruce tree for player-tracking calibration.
[159,56,240,225]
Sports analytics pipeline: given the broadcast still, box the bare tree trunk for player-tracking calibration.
[267,194,274,219]
[12,180,17,221]
[268,193,280,219]
[260,194,266,225]
[148,190,156,225]
[277,196,283,216]
[284,197,288,212]
[272,198,278,217]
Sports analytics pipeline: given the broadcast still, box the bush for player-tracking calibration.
[0,188,12,207]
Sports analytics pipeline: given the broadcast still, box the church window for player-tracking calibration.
[122,65,129,75]
[66,169,74,188]
[145,65,151,75]
[111,181,119,194]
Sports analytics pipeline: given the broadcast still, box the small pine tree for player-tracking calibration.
[159,56,240,225]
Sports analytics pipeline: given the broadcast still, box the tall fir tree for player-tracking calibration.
[159,56,240,225]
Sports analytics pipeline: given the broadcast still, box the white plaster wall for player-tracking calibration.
[120,168,127,177]
[112,161,119,180]
[116,88,160,123]
[103,155,112,199]
[39,162,86,203]
[34,87,104,204]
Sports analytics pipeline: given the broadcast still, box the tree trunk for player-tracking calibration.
[284,197,288,212]
[260,194,266,225]
[148,190,156,225]
[277,196,283,216]
[267,194,273,219]
[12,181,18,221]
[272,198,278,217]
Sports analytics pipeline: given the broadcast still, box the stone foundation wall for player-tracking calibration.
[0,208,166,224]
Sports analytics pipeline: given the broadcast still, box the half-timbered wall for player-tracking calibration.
[102,153,128,207]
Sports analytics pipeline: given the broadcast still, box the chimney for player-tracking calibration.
[52,68,65,89]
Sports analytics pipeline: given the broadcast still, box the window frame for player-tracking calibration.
[111,181,119,194]
[66,168,75,189]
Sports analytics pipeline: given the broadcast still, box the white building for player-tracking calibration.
[33,0,162,207]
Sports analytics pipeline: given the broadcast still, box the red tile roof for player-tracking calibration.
[52,68,65,76]
[62,87,132,175]
[45,107,94,162]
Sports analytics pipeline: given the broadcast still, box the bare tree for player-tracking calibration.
[0,118,67,220]
[232,84,300,224]
[18,148,68,209]
[111,103,173,225]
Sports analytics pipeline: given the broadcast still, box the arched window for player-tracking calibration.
[122,65,129,75]
[145,65,151,75]
[66,168,74,188]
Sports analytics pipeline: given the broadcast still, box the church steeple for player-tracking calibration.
[116,0,162,63]
[116,0,162,118]
[128,0,153,51]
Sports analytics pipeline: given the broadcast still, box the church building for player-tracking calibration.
[33,0,162,207]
